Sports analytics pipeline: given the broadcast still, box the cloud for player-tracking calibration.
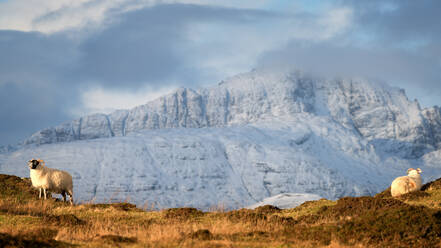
[345,0,441,42]
[72,85,177,115]
[0,30,80,145]
[0,3,283,145]
[258,41,440,84]
[1,1,440,146]
[0,0,272,33]
[256,0,441,107]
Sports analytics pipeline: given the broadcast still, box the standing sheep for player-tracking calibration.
[391,168,422,197]
[27,159,74,205]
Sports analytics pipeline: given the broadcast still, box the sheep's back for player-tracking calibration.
[48,169,73,193]
[391,176,418,197]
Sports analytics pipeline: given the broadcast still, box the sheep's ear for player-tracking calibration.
[407,168,414,174]
[417,168,422,174]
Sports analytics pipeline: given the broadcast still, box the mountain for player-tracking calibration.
[1,68,441,209]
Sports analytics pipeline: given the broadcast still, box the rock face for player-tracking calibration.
[24,70,441,159]
[1,68,441,209]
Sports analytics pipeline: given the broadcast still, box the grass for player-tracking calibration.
[0,174,440,247]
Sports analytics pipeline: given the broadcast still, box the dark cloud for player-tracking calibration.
[0,4,276,146]
[258,0,441,107]
[0,82,74,146]
[344,0,441,42]
[73,4,275,88]
[346,0,441,101]
[0,30,76,85]
[257,41,440,86]
[0,30,79,145]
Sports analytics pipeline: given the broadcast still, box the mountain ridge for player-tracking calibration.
[1,68,441,209]
[21,69,441,159]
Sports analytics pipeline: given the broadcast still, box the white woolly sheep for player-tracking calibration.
[28,159,74,205]
[390,168,422,197]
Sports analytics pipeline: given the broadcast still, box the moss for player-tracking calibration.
[19,228,59,241]
[283,224,335,246]
[421,177,441,191]
[225,209,267,224]
[0,232,70,248]
[162,207,205,220]
[336,206,441,247]
[318,196,406,218]
[281,199,336,220]
[0,175,39,202]
[43,214,86,226]
[397,190,431,201]
[374,187,391,198]
[189,229,214,240]
[96,234,137,244]
[254,205,281,214]
[268,215,296,226]
[83,202,139,211]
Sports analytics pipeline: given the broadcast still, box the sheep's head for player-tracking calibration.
[27,159,42,170]
[407,168,422,176]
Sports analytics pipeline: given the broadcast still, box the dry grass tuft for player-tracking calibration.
[95,234,137,244]
[254,205,281,214]
[162,207,204,220]
[43,214,86,226]
[83,202,139,212]
[422,177,441,191]
[188,229,214,240]
[0,232,69,248]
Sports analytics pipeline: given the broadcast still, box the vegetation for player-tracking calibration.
[0,174,440,247]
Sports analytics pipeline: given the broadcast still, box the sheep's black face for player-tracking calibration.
[28,159,39,169]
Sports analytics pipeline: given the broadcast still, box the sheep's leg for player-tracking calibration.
[68,190,74,205]
[39,188,42,199]
[43,188,47,200]
[61,191,66,202]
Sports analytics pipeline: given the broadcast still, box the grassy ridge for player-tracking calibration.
[0,174,440,247]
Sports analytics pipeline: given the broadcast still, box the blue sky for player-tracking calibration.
[0,0,440,146]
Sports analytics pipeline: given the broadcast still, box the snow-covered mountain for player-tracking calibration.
[1,68,441,209]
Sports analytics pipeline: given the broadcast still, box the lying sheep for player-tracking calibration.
[27,159,74,205]
[391,168,422,197]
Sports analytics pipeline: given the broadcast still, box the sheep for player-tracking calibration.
[27,159,74,205]
[390,168,422,197]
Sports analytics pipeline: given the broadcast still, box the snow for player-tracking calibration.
[1,68,441,210]
[247,193,322,209]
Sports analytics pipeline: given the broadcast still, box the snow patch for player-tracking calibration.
[247,193,322,209]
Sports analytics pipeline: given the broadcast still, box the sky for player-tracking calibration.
[0,0,440,146]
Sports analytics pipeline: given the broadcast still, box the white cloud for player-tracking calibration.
[71,85,177,116]
[0,0,272,33]
[317,7,353,40]
[181,6,354,83]
[0,0,156,33]
[0,0,88,32]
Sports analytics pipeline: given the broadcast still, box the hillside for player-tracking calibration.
[1,68,441,208]
[0,173,440,247]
